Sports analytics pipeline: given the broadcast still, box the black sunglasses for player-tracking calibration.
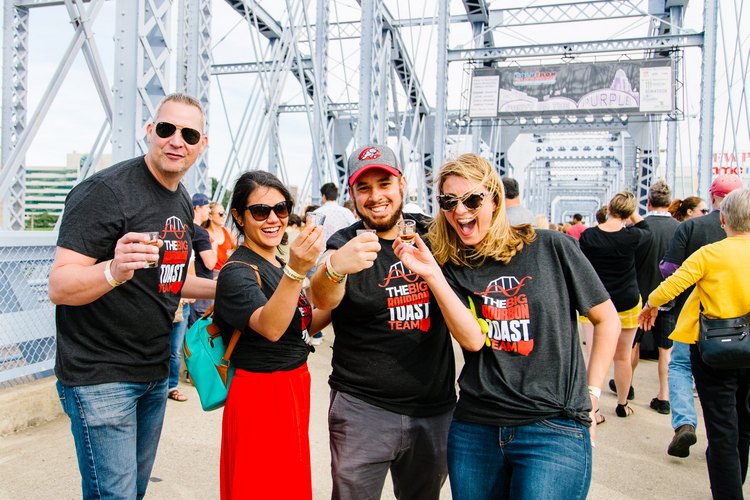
[245,201,293,221]
[154,121,202,145]
[700,208,710,214]
[215,211,226,217]
[437,192,487,212]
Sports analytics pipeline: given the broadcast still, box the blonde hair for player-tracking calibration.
[608,191,637,219]
[427,154,535,267]
[535,214,550,228]
[201,201,221,228]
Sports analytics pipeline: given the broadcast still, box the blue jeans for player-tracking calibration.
[448,418,591,500]
[56,378,169,499]
[169,303,190,390]
[669,341,698,429]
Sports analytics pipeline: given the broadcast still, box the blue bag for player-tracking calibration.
[183,262,260,411]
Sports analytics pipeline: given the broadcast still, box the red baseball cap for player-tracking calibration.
[709,174,744,198]
[347,145,402,186]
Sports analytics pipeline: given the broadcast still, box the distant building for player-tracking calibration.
[24,152,111,224]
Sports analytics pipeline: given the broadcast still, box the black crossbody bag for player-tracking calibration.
[698,310,750,369]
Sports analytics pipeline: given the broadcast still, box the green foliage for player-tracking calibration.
[25,212,59,230]
[211,177,231,207]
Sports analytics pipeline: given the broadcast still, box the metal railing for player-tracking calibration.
[0,231,57,388]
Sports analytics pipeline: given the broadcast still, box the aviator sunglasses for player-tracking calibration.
[154,121,202,145]
[245,201,293,221]
[437,192,487,212]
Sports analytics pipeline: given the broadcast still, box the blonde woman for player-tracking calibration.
[202,201,237,272]
[579,192,650,418]
[392,153,619,499]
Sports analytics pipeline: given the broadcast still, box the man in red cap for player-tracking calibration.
[309,144,456,500]
[658,173,744,459]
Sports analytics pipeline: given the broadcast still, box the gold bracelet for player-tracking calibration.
[282,265,306,282]
[104,260,125,287]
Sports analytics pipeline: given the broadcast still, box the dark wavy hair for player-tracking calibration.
[229,170,293,236]
[668,196,704,222]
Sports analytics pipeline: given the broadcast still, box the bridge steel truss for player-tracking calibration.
[0,0,723,229]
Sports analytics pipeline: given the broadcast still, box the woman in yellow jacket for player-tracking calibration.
[639,187,750,500]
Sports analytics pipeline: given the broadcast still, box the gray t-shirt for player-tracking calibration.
[444,229,609,426]
[506,204,535,226]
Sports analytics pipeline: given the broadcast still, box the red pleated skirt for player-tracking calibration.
[220,364,312,500]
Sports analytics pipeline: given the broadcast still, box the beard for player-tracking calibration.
[355,193,404,232]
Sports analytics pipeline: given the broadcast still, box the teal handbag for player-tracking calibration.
[183,262,260,411]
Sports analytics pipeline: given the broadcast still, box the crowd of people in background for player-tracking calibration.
[49,92,749,500]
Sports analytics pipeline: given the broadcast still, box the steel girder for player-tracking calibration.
[212,59,313,75]
[697,0,718,201]
[223,0,317,98]
[1,4,29,230]
[311,0,330,204]
[432,0,449,214]
[448,33,704,62]
[1,0,107,230]
[379,6,429,116]
[111,0,172,162]
[177,0,212,197]
[489,0,646,28]
[213,0,310,204]
[357,0,385,145]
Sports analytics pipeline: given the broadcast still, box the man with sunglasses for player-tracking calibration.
[48,92,215,499]
[309,144,456,500]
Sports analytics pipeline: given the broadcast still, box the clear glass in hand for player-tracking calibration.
[145,232,159,268]
[306,212,326,227]
[398,220,417,245]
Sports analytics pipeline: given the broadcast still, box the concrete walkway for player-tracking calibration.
[0,330,746,499]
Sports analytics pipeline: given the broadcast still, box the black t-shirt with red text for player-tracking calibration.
[326,214,456,417]
[444,229,609,427]
[214,245,312,373]
[55,156,193,386]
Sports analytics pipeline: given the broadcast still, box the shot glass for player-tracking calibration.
[144,232,160,268]
[398,220,417,245]
[306,212,326,227]
[356,229,377,236]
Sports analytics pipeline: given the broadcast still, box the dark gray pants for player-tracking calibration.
[328,390,452,500]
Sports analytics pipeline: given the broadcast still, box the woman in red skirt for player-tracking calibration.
[214,170,331,499]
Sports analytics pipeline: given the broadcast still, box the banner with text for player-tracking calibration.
[469,59,674,118]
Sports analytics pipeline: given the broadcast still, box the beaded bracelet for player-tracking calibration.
[282,265,306,282]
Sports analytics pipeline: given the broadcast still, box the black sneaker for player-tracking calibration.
[650,397,671,414]
[608,378,635,400]
[667,424,697,458]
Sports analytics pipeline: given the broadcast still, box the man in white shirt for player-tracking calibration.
[314,182,357,243]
